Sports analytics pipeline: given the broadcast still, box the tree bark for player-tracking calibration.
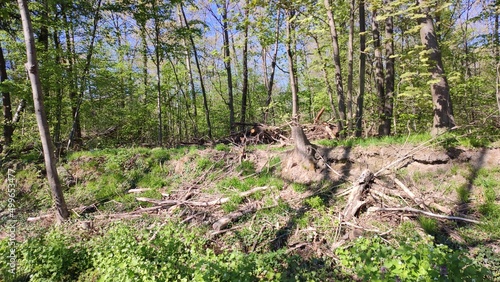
[371,8,386,136]
[355,0,367,137]
[383,1,395,136]
[153,0,163,146]
[181,4,213,142]
[347,0,355,132]
[417,0,455,136]
[286,9,299,121]
[240,0,249,131]
[495,0,500,116]
[221,0,235,133]
[324,0,347,136]
[0,45,13,152]
[67,0,102,150]
[312,36,341,124]
[264,9,281,124]
[17,0,69,223]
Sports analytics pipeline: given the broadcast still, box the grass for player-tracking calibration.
[3,137,500,280]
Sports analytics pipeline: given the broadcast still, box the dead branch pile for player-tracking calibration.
[219,123,288,145]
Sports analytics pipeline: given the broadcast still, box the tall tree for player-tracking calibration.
[371,7,386,136]
[220,0,235,132]
[382,0,395,136]
[417,0,455,136]
[0,46,13,152]
[180,4,213,141]
[347,0,355,132]
[239,0,250,131]
[285,8,299,121]
[495,0,500,116]
[17,0,69,223]
[66,0,102,149]
[263,8,281,124]
[324,0,347,135]
[355,0,366,137]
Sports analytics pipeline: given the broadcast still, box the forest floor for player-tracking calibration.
[1,133,500,281]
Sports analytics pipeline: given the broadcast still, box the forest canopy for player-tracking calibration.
[1,0,499,150]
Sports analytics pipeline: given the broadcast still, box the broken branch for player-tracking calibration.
[367,206,482,224]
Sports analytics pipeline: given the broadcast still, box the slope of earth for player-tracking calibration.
[1,139,499,281]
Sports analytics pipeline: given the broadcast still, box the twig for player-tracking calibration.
[128,188,151,193]
[137,186,271,207]
[367,207,482,224]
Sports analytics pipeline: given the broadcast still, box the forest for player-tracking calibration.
[1,0,500,281]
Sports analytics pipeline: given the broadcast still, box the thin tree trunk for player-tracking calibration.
[495,0,500,116]
[324,0,347,135]
[240,0,249,131]
[0,46,13,152]
[221,0,235,133]
[177,5,198,136]
[371,8,386,136]
[181,4,213,141]
[383,0,395,136]
[355,0,366,137]
[264,9,281,124]
[286,9,299,121]
[153,2,163,147]
[52,30,63,151]
[141,24,148,102]
[347,0,355,132]
[312,36,340,124]
[67,0,102,150]
[417,0,455,136]
[18,0,69,223]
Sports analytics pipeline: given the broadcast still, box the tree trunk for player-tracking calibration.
[67,0,102,150]
[0,45,13,152]
[52,30,63,151]
[495,0,500,116]
[264,9,281,124]
[240,0,249,131]
[177,5,198,136]
[312,36,341,125]
[17,0,69,223]
[383,1,395,136]
[221,0,235,133]
[371,8,386,136]
[153,3,163,147]
[286,9,299,121]
[355,0,366,137]
[417,0,456,136]
[181,4,213,142]
[324,0,347,136]
[347,0,355,132]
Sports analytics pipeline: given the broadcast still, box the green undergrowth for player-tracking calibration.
[0,220,493,282]
[0,220,342,282]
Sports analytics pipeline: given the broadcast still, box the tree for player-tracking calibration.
[239,0,250,131]
[180,3,213,141]
[285,8,299,121]
[371,6,386,136]
[17,0,69,223]
[417,0,456,136]
[1,45,13,152]
[324,0,347,135]
[355,0,367,137]
[383,0,395,136]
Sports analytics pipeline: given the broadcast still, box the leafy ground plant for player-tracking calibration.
[335,235,490,281]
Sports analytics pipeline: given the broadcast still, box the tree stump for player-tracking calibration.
[281,125,326,184]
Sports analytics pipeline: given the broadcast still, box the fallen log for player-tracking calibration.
[212,205,256,231]
[136,186,270,207]
[342,169,374,220]
[367,206,482,224]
